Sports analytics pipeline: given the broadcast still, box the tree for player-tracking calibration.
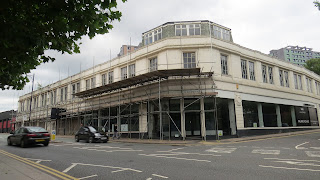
[304,58,320,75]
[315,1,320,10]
[0,0,126,90]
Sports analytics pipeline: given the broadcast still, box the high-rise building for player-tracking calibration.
[269,46,320,66]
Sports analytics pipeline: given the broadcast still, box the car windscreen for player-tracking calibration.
[88,126,97,133]
[26,127,48,133]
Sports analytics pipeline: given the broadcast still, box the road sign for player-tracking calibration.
[51,130,56,141]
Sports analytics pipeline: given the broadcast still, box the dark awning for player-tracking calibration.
[75,68,212,98]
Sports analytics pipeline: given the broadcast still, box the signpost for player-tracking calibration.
[51,130,56,141]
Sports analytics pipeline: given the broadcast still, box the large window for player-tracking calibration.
[211,25,231,41]
[64,87,68,101]
[121,67,127,80]
[279,69,289,87]
[306,77,313,93]
[91,77,96,89]
[144,32,153,45]
[144,28,162,45]
[316,81,320,95]
[150,57,157,72]
[262,65,267,83]
[129,64,135,77]
[101,74,107,86]
[248,61,255,81]
[243,101,259,127]
[221,55,228,75]
[175,24,200,36]
[241,60,248,79]
[183,52,196,68]
[86,79,90,90]
[72,84,76,98]
[294,73,303,90]
[60,88,64,102]
[108,71,114,83]
[284,71,289,87]
[153,29,162,41]
[279,70,284,86]
[53,90,56,104]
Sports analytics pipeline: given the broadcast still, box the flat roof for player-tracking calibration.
[75,68,212,98]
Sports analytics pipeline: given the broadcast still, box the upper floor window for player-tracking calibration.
[144,32,153,45]
[183,52,196,68]
[268,66,274,84]
[248,61,255,81]
[153,29,162,41]
[279,69,289,87]
[129,64,135,77]
[241,60,248,79]
[108,71,114,83]
[76,82,80,93]
[144,28,162,45]
[221,55,228,75]
[284,71,289,87]
[72,84,76,99]
[261,65,267,83]
[211,25,231,41]
[149,57,158,72]
[315,81,320,95]
[121,67,127,80]
[60,88,64,102]
[306,77,313,93]
[53,90,57,104]
[86,79,90,90]
[293,74,303,90]
[91,77,96,89]
[102,74,107,86]
[64,87,68,101]
[175,24,200,36]
[50,92,54,104]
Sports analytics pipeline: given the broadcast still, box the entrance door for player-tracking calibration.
[185,112,201,136]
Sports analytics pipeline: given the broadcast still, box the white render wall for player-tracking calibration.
[17,35,320,128]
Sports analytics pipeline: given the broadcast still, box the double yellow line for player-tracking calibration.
[0,149,78,180]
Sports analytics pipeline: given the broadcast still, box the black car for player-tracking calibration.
[75,126,108,143]
[7,126,51,148]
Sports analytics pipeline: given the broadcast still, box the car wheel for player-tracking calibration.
[75,136,79,142]
[88,137,93,143]
[43,142,49,146]
[7,138,12,146]
[20,140,26,148]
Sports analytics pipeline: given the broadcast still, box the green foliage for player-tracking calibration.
[315,1,320,10]
[304,58,320,75]
[0,0,126,90]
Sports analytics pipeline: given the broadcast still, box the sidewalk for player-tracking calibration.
[0,151,58,180]
[54,129,320,145]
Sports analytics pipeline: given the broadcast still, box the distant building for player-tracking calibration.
[118,45,139,57]
[0,110,16,133]
[269,46,320,66]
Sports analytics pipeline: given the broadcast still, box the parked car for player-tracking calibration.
[75,126,108,143]
[7,126,50,148]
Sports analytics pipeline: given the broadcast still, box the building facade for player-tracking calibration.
[16,20,320,140]
[269,46,320,66]
[0,110,16,133]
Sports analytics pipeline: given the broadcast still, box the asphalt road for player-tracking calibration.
[0,132,319,180]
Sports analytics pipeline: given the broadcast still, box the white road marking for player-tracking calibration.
[52,143,85,147]
[310,147,320,150]
[264,158,320,163]
[252,149,280,155]
[75,163,143,173]
[73,146,143,153]
[78,174,98,180]
[152,174,168,179]
[139,154,212,162]
[25,158,51,163]
[157,147,185,152]
[171,152,220,156]
[306,151,320,157]
[274,160,320,167]
[295,142,309,149]
[281,147,291,150]
[63,163,78,173]
[146,178,152,180]
[259,165,320,172]
[206,147,237,153]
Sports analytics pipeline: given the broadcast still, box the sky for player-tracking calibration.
[1,0,319,112]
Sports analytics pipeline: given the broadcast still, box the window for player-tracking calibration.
[183,52,196,68]
[129,64,135,77]
[64,87,68,101]
[306,77,313,93]
[241,60,248,79]
[76,82,80,93]
[221,55,228,75]
[284,71,289,87]
[60,88,64,102]
[144,28,162,45]
[176,24,200,36]
[91,77,96,88]
[150,57,157,72]
[102,74,107,86]
[315,81,319,95]
[248,61,255,81]
[153,29,162,41]
[298,75,302,90]
[268,66,274,84]
[213,26,222,39]
[279,70,284,86]
[51,92,54,104]
[144,32,153,45]
[72,84,76,98]
[53,90,57,104]
[222,29,230,41]
[261,65,267,83]
[189,24,200,35]
[121,67,127,80]
[294,74,298,89]
[86,79,90,90]
[108,71,114,83]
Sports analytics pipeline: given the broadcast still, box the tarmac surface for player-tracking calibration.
[1,128,319,180]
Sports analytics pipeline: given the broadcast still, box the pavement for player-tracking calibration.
[1,128,320,180]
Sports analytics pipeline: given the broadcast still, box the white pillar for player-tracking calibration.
[228,99,237,135]
[276,105,282,127]
[234,93,244,129]
[200,98,206,140]
[257,103,264,127]
[291,106,297,127]
[180,98,186,140]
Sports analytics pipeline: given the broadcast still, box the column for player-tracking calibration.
[200,98,206,140]
[276,105,282,127]
[234,93,244,129]
[148,103,154,138]
[291,106,297,127]
[228,99,237,135]
[98,109,102,130]
[180,98,186,140]
[257,103,264,127]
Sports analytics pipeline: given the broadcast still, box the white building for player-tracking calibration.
[17,20,320,140]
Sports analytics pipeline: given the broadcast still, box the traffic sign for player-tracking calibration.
[51,130,56,141]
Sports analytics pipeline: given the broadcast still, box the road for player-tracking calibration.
[0,132,320,180]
